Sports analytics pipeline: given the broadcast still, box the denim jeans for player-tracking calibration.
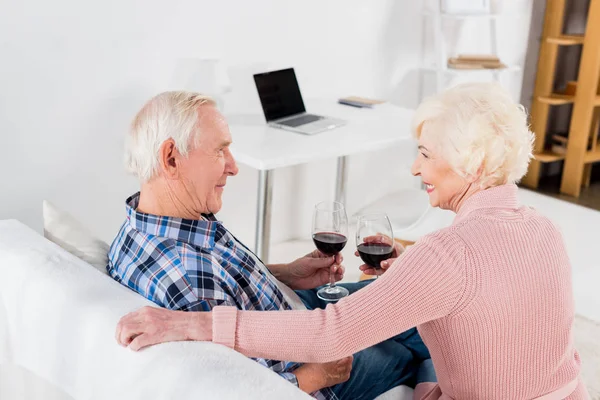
[295,280,436,400]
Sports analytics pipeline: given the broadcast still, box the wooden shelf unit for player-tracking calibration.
[522,0,600,197]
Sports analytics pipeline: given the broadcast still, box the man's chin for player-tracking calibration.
[207,198,223,215]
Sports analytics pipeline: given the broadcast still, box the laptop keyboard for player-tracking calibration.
[279,114,323,127]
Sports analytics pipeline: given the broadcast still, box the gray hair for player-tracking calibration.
[125,91,216,182]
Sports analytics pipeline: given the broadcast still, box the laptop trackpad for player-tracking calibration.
[279,114,323,127]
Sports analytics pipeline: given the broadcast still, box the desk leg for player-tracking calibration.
[335,156,348,205]
[255,169,274,262]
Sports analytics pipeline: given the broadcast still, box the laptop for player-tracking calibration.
[253,68,345,135]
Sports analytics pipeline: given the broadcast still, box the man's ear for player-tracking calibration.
[158,139,181,180]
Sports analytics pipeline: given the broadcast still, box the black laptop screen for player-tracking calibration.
[253,68,306,121]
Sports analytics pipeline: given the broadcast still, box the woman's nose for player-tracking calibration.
[411,158,420,177]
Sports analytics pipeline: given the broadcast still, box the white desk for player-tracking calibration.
[226,99,414,262]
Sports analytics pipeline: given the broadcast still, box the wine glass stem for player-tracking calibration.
[329,255,337,288]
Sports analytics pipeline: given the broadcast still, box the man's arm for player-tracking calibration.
[293,358,353,394]
[151,253,236,311]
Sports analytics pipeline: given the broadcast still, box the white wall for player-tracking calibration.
[0,0,532,249]
[0,1,534,399]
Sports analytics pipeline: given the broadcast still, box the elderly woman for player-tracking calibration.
[116,83,588,399]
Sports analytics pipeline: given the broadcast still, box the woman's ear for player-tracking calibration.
[158,139,181,180]
[466,164,484,184]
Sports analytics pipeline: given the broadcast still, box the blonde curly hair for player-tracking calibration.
[412,82,534,188]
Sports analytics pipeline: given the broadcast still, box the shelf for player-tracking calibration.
[422,11,519,20]
[533,145,600,163]
[537,93,600,106]
[584,144,600,163]
[546,34,585,45]
[533,151,566,163]
[421,65,521,74]
[537,94,574,105]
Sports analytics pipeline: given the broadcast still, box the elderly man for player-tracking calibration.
[108,91,431,400]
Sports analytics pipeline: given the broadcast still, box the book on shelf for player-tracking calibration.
[448,54,507,69]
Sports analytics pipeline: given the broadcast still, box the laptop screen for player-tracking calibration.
[253,68,306,122]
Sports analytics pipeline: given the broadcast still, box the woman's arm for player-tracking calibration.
[117,232,468,363]
[217,233,467,363]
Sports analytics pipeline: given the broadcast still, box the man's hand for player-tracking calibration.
[294,356,353,393]
[270,250,345,290]
[115,306,212,351]
[356,235,404,276]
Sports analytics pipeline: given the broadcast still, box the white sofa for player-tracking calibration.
[0,219,313,399]
[0,219,413,400]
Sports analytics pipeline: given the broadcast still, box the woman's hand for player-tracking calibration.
[355,235,405,276]
[115,306,212,351]
[294,356,353,393]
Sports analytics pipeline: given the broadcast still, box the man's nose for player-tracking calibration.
[226,150,239,176]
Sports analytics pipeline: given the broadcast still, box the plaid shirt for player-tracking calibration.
[107,193,335,400]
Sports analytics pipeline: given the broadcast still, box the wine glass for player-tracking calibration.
[356,213,394,278]
[312,201,349,301]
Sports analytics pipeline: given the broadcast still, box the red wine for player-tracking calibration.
[312,232,347,255]
[357,243,393,269]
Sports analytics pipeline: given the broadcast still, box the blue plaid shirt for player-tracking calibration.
[107,193,335,400]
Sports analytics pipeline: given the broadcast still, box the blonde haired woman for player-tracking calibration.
[117,83,588,399]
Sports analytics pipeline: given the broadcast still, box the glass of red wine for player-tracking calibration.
[312,201,349,301]
[356,213,394,278]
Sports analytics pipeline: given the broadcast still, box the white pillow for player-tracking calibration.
[42,200,110,274]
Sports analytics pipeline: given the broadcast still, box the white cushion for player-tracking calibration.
[42,200,110,273]
[0,219,311,400]
[375,385,414,400]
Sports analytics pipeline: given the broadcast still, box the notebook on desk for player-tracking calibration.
[253,68,345,135]
[338,96,386,108]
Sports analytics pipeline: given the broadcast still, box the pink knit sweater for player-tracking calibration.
[213,185,588,399]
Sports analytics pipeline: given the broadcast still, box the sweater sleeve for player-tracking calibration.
[212,231,467,363]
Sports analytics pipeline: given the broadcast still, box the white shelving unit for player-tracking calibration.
[419,4,523,100]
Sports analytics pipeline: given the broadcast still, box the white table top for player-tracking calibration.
[226,99,415,170]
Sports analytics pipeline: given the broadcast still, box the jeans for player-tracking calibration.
[295,280,436,400]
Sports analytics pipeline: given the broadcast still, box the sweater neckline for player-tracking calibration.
[453,184,519,225]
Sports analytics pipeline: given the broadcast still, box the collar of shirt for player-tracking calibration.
[453,183,520,225]
[125,192,220,250]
